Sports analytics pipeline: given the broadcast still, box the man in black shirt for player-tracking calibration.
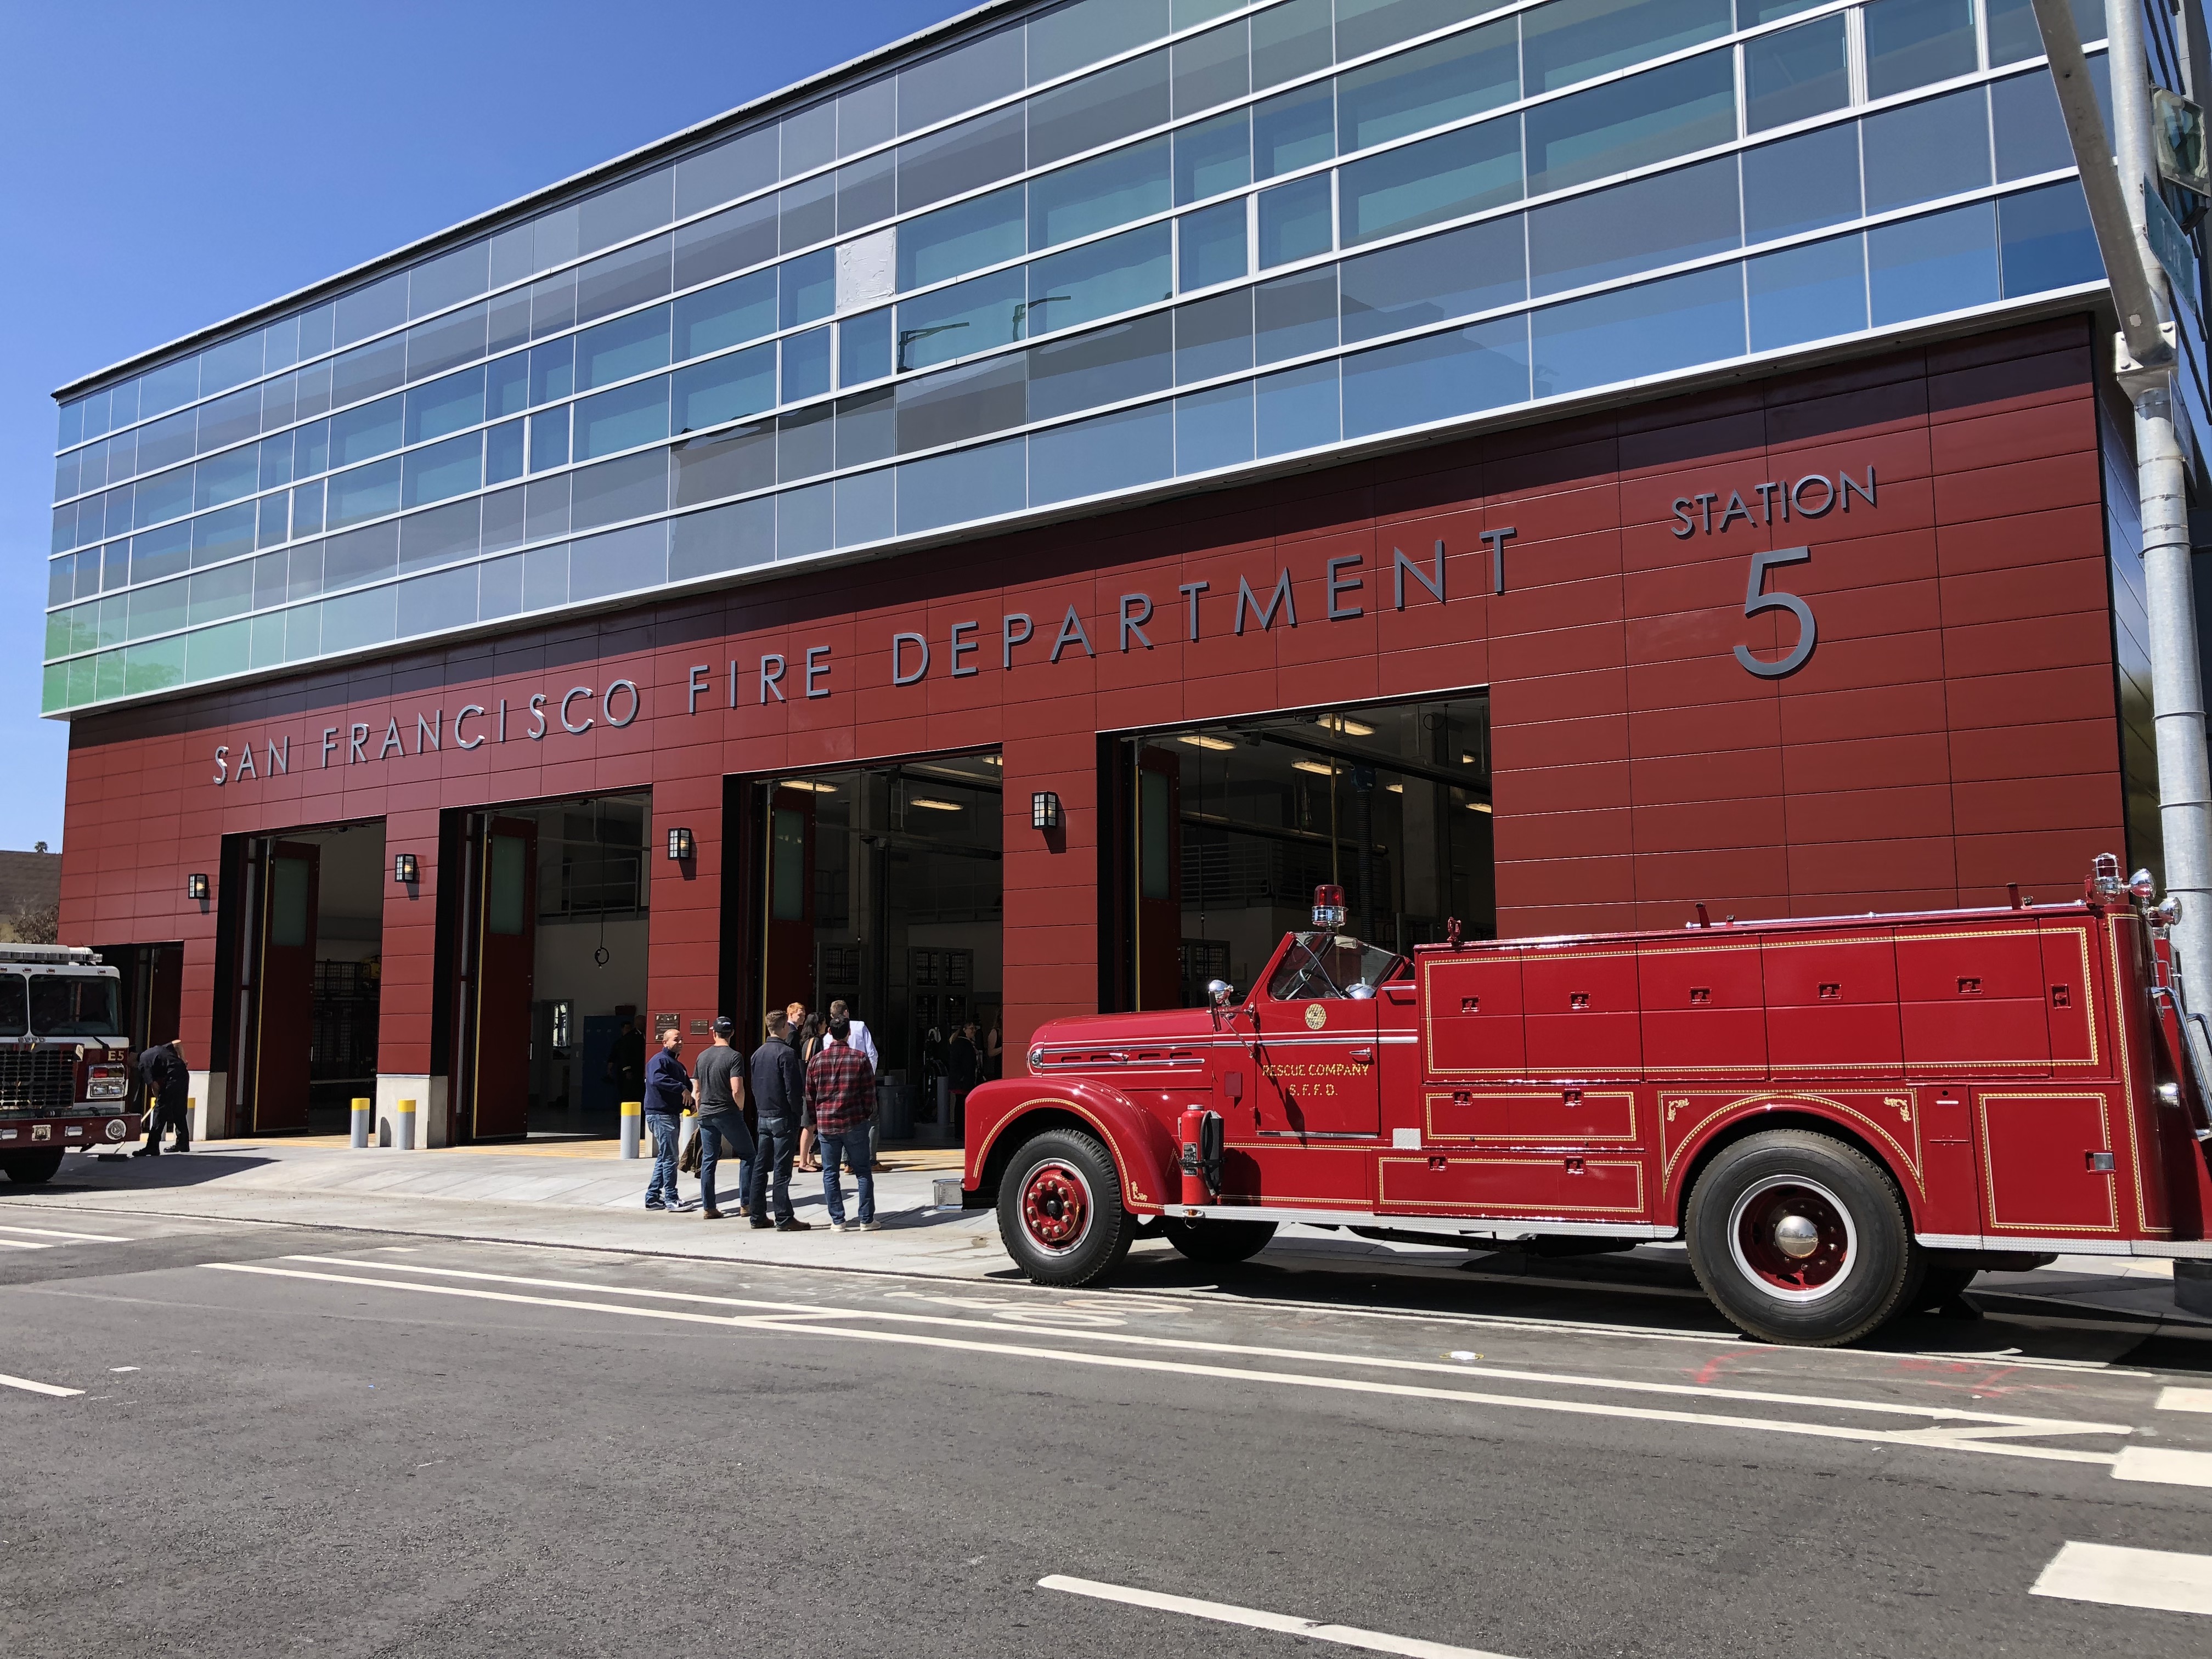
[747,1012,810,1231]
[692,1017,753,1221]
[131,1038,190,1156]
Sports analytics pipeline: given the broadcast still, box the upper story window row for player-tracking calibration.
[52,0,2104,465]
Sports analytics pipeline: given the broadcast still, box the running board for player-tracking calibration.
[1157,1204,1678,1243]
[1916,1232,2212,1259]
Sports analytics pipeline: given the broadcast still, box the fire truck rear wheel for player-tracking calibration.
[1160,1217,1278,1265]
[997,1128,1135,1287]
[1686,1129,1914,1347]
[0,1149,66,1185]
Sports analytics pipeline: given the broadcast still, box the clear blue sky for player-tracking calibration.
[0,0,972,853]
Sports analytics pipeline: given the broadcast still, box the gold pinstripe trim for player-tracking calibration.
[1376,1156,1646,1216]
[1657,1090,1924,1195]
[1423,1090,1639,1144]
[1975,1090,2119,1234]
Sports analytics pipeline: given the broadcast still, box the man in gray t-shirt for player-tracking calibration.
[692,1018,753,1220]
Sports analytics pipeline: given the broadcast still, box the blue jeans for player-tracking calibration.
[644,1114,681,1206]
[748,1123,797,1222]
[696,1113,754,1213]
[820,1127,874,1225]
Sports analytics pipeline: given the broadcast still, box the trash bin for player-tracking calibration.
[876,1080,913,1141]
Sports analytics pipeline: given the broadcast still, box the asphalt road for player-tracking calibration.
[4,1214,2210,1658]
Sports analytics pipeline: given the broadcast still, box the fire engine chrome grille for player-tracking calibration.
[0,1048,76,1114]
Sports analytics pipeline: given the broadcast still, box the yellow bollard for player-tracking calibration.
[349,1097,372,1149]
[620,1099,642,1159]
[396,1098,417,1151]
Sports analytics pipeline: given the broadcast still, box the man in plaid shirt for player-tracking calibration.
[805,1015,879,1231]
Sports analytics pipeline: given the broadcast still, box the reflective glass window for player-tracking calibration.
[577,235,673,326]
[194,449,257,511]
[838,151,898,233]
[128,577,188,641]
[409,240,489,320]
[1341,216,1527,342]
[571,522,667,601]
[1030,0,1168,83]
[54,452,79,505]
[1999,180,2102,295]
[1338,22,1519,153]
[1994,70,2074,180]
[334,273,409,350]
[185,619,249,682]
[1031,402,1175,505]
[47,557,73,610]
[1256,360,1340,454]
[396,566,480,638]
[196,388,260,456]
[577,306,672,391]
[330,395,404,467]
[487,419,527,486]
[900,186,1026,291]
[332,336,407,408]
[404,367,486,445]
[1336,0,1492,56]
[295,360,332,421]
[1868,200,1998,323]
[1256,267,1339,364]
[406,301,487,382]
[1251,0,1333,90]
[1174,19,1249,116]
[1988,0,2104,63]
[187,561,252,629]
[897,435,1026,533]
[1176,289,1255,381]
[781,172,837,253]
[56,401,83,451]
[670,495,775,580]
[1339,115,1524,245]
[1525,49,1737,195]
[259,434,295,491]
[578,168,672,256]
[836,469,895,548]
[200,334,262,396]
[782,328,833,402]
[488,352,531,420]
[191,503,255,567]
[326,457,403,530]
[1030,50,1170,170]
[672,421,775,507]
[260,373,297,433]
[137,470,193,530]
[1863,0,1978,98]
[403,433,483,508]
[837,387,897,467]
[676,269,777,360]
[529,409,570,474]
[253,550,289,608]
[1258,173,1335,267]
[780,250,837,329]
[1029,224,1174,335]
[782,102,837,180]
[1522,0,1734,93]
[898,29,1025,134]
[898,105,1027,213]
[529,339,575,406]
[320,585,397,653]
[778,405,836,483]
[300,303,336,361]
[1742,123,1863,241]
[1863,87,1990,213]
[674,342,776,432]
[839,78,896,158]
[1254,83,1335,179]
[483,484,526,552]
[898,268,1028,371]
[258,494,291,549]
[1343,315,1530,437]
[675,197,778,290]
[1176,108,1251,204]
[895,356,1028,454]
[1531,263,1745,396]
[575,377,671,461]
[1745,14,1849,133]
[139,358,199,419]
[520,544,568,613]
[571,449,669,531]
[840,309,894,386]
[1180,199,1249,289]
[1748,232,1868,349]
[531,270,578,341]
[1530,157,1739,295]
[138,410,196,476]
[1028,314,1175,420]
[1030,138,1172,250]
[526,475,571,540]
[291,481,325,538]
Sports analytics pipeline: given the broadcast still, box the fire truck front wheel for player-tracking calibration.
[1161,1217,1278,1265]
[996,1129,1135,1287]
[0,1148,66,1185]
[1686,1129,1915,1347]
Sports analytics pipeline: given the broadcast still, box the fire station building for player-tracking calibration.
[42,0,2190,1143]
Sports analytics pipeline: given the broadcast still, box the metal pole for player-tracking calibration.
[620,1098,641,1159]
[349,1096,371,1149]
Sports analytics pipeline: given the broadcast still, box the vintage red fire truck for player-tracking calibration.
[963,856,2212,1345]
[0,945,136,1184]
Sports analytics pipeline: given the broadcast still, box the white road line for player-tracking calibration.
[2112,1446,2212,1487]
[205,1262,2123,1466]
[282,1255,2130,1436]
[0,1223,129,1243]
[1040,1575,1520,1658]
[2032,1542,2212,1617]
[2158,1385,2212,1413]
[0,1238,50,1250]
[0,1372,83,1398]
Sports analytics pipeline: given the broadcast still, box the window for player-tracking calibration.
[406,302,488,382]
[1336,22,1519,153]
[1256,267,1338,364]
[1252,0,1333,89]
[838,387,898,467]
[780,250,837,330]
[1742,123,1863,241]
[326,457,403,530]
[1999,180,2102,295]
[1994,70,2074,180]
[571,448,669,531]
[1522,0,1734,94]
[1256,360,1340,454]
[1030,402,1175,504]
[574,377,669,460]
[1254,82,1335,179]
[1176,288,1255,381]
[1028,224,1173,335]
[674,197,777,289]
[1339,115,1523,245]
[1027,314,1174,421]
[1863,87,1991,213]
[897,435,1026,532]
[896,354,1028,454]
[1530,157,1739,295]
[577,307,671,391]
[1526,49,1737,195]
[30,975,120,1037]
[899,187,1025,291]
[1173,19,1249,116]
[1748,233,1867,349]
[676,270,776,361]
[187,560,252,627]
[841,311,894,385]
[1259,173,1334,267]
[1745,14,1850,133]
[402,433,482,508]
[1342,317,1531,436]
[674,346,776,435]
[1176,108,1251,204]
[1030,138,1172,250]
[1177,380,1255,471]
[1029,50,1170,168]
[404,367,486,445]
[1987,0,2104,63]
[898,269,1026,372]
[1179,199,1249,289]
[1868,201,1999,324]
[898,104,1026,213]
[673,421,774,507]
[1532,264,1745,396]
[1863,0,1979,99]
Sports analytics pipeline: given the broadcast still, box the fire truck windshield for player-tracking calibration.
[1266,933,1407,1001]
[27,975,120,1037]
[0,977,23,1038]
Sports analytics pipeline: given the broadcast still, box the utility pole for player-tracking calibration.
[2033,0,2212,1056]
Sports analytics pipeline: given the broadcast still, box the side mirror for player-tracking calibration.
[1206,979,1235,1009]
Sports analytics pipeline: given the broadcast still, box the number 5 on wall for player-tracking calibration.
[1733,546,1816,678]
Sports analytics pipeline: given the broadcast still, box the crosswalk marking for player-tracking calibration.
[2112,1446,2212,1487]
[0,1372,83,1398]
[0,1237,49,1251]
[2157,1385,2212,1413]
[2033,1542,2212,1617]
[0,1223,129,1243]
[1040,1575,1523,1658]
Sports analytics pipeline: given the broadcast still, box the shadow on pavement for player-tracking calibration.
[2,1150,276,1196]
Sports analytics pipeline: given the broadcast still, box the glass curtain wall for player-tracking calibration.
[1122,693,1493,1009]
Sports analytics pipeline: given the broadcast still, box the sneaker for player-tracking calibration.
[645,1201,667,1211]
[701,1207,724,1221]
[774,1217,812,1232]
[860,1220,884,1231]
[840,1220,862,1233]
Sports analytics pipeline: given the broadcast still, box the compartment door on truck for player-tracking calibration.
[1250,944,1381,1138]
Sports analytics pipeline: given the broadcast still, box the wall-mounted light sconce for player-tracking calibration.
[393,853,419,884]
[667,827,695,861]
[1031,792,1062,831]
[187,873,210,901]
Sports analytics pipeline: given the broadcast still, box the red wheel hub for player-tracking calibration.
[1732,1178,1853,1297]
[1020,1161,1090,1251]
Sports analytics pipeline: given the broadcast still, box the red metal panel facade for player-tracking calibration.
[55,318,2134,1120]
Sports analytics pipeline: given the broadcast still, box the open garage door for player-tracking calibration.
[455,816,538,1141]
[245,839,320,1133]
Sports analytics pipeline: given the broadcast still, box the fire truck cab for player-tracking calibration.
[0,945,136,1185]
[963,858,2212,1346]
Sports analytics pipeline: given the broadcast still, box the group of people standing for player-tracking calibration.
[640,997,879,1232]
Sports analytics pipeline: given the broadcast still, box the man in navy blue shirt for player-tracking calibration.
[642,1026,692,1211]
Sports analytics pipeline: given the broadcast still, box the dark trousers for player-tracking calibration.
[747,1122,798,1222]
[141,1098,189,1152]
[696,1112,753,1213]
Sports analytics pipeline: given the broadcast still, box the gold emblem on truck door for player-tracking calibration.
[1305,1005,1327,1030]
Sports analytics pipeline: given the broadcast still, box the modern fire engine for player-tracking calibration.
[0,945,135,1185]
[963,856,2212,1345]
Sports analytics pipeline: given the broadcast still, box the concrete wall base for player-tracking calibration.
[2179,1260,2212,1316]
[188,1070,229,1141]
[375,1074,447,1148]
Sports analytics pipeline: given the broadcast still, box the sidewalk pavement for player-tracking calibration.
[17,1137,2209,1338]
